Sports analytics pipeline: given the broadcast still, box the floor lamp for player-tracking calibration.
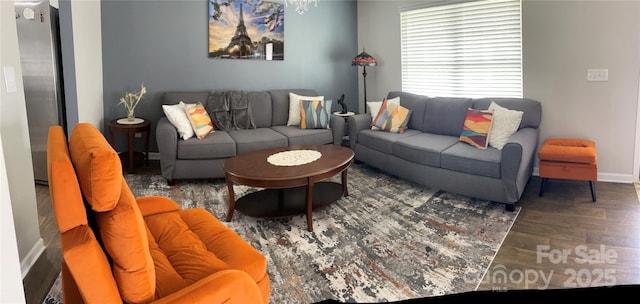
[352,49,377,113]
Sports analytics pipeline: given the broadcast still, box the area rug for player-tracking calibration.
[43,163,519,303]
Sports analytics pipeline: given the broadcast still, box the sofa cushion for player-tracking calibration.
[487,101,523,150]
[143,207,269,298]
[248,91,273,128]
[268,89,319,126]
[185,102,215,139]
[178,208,268,282]
[300,99,332,129]
[177,131,236,160]
[69,123,122,212]
[422,97,473,136]
[47,126,87,233]
[459,108,494,149]
[94,182,156,303]
[271,126,333,146]
[289,93,325,127]
[228,128,288,154]
[69,123,155,303]
[393,133,459,167]
[368,97,400,130]
[472,98,541,129]
[441,142,502,178]
[144,209,230,297]
[163,102,195,140]
[387,91,428,131]
[372,99,412,133]
[357,129,422,155]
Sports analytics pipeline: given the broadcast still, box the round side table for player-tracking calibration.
[333,111,356,118]
[333,112,357,146]
[108,118,151,174]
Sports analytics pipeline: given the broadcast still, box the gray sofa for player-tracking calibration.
[157,89,344,184]
[346,91,542,211]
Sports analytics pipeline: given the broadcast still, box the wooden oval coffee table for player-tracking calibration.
[224,144,354,232]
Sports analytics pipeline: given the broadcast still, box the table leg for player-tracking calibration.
[127,130,134,174]
[225,178,236,222]
[144,128,150,167]
[109,128,115,147]
[306,181,314,232]
[342,168,349,197]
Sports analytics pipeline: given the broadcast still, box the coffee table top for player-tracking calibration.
[224,145,354,188]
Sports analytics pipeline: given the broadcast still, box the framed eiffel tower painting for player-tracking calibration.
[208,0,285,60]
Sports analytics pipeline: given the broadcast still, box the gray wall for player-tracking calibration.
[101,0,358,153]
[357,0,640,182]
[59,0,78,135]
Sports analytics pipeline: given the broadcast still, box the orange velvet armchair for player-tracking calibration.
[47,123,270,304]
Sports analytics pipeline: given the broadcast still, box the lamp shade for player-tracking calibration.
[352,49,377,67]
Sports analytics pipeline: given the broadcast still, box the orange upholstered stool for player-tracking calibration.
[538,138,598,202]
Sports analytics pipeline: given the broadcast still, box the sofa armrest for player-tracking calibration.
[156,117,179,182]
[330,115,346,145]
[152,269,264,304]
[501,127,540,201]
[346,114,372,148]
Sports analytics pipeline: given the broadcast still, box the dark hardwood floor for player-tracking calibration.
[478,177,640,291]
[22,160,640,303]
[23,184,61,304]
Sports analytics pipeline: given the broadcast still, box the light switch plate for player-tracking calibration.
[587,69,608,82]
[3,66,17,93]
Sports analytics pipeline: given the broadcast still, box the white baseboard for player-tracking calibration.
[596,173,637,184]
[21,238,45,279]
[533,167,635,184]
[113,151,160,160]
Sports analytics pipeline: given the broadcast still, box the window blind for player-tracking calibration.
[400,0,522,98]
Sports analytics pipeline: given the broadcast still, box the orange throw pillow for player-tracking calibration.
[185,103,215,139]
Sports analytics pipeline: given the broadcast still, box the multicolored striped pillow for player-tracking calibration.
[184,103,215,139]
[459,108,494,149]
[372,99,412,133]
[300,99,333,129]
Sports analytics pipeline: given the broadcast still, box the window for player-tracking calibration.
[400,0,522,98]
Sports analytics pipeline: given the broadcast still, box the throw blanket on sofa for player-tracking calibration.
[207,90,255,131]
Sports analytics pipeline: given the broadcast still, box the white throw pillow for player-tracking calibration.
[288,92,324,126]
[162,101,195,140]
[367,97,400,130]
[488,101,523,150]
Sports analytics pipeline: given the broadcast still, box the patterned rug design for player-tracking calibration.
[44,163,519,303]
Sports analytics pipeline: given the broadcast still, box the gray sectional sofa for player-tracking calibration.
[156,89,343,184]
[346,91,542,211]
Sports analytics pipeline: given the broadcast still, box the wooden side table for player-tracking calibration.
[108,118,151,174]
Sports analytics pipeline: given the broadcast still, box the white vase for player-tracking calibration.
[127,110,135,121]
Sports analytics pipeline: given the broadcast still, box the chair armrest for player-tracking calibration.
[151,270,264,304]
[501,127,540,201]
[137,196,181,217]
[346,114,372,148]
[156,117,179,182]
[61,227,122,303]
[330,115,346,145]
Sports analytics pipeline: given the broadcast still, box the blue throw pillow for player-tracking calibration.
[300,99,332,129]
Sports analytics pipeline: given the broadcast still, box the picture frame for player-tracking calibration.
[208,0,285,60]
